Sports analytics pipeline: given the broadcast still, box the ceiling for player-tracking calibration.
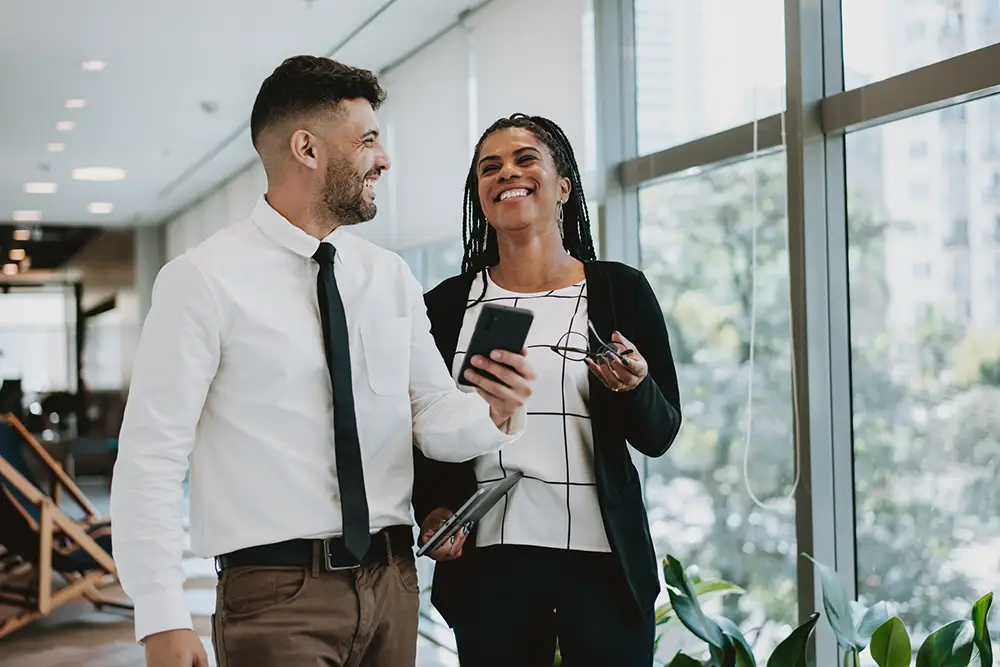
[0,0,486,229]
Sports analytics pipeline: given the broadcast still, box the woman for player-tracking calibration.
[412,113,682,666]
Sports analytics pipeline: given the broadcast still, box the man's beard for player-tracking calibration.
[321,157,378,226]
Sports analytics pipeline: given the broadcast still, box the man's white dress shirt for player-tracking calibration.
[111,197,524,642]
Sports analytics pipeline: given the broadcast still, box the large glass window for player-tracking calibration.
[82,307,124,391]
[843,0,1000,89]
[421,240,465,291]
[0,287,75,394]
[634,0,785,155]
[847,96,1000,650]
[638,153,797,659]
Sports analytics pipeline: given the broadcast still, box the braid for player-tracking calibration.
[460,113,596,281]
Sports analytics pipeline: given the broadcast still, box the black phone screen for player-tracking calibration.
[457,303,534,387]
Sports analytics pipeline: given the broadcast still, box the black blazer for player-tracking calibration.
[412,260,682,625]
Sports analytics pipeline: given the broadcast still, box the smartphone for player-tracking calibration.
[457,303,534,387]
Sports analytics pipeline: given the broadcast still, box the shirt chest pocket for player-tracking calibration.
[359,316,411,396]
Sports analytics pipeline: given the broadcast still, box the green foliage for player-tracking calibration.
[716,617,756,667]
[804,554,865,651]
[766,613,820,667]
[661,554,817,666]
[857,602,892,646]
[659,553,995,667]
[806,555,996,667]
[972,594,994,667]
[802,555,892,654]
[914,620,976,667]
[663,556,732,651]
[657,579,746,627]
[667,653,705,667]
[870,617,911,667]
[980,358,1000,387]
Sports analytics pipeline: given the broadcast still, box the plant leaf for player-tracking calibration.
[971,593,993,667]
[710,644,736,667]
[657,581,746,626]
[667,653,704,667]
[695,580,747,597]
[656,609,675,627]
[766,612,819,667]
[803,554,864,650]
[870,617,911,667]
[915,619,975,667]
[716,617,757,667]
[858,602,892,646]
[662,556,730,651]
[851,601,868,629]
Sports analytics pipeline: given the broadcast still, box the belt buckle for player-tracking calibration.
[322,538,362,572]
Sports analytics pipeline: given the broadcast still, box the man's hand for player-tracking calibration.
[418,507,468,561]
[145,629,209,667]
[462,347,535,427]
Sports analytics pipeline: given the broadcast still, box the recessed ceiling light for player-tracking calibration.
[87,202,114,214]
[13,229,32,241]
[46,142,66,153]
[72,167,126,182]
[81,60,107,71]
[9,249,26,262]
[11,211,42,223]
[64,99,87,109]
[2,264,18,276]
[55,121,76,132]
[24,182,57,194]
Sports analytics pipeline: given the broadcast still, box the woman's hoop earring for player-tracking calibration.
[557,202,565,240]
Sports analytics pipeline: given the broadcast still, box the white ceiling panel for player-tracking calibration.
[0,0,487,228]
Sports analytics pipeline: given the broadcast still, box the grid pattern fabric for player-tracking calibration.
[451,272,611,552]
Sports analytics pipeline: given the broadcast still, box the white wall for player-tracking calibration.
[377,26,471,250]
[164,161,266,261]
[161,0,597,277]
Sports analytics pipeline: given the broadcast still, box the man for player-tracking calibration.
[110,56,535,667]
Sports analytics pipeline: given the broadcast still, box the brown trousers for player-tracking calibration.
[211,536,420,667]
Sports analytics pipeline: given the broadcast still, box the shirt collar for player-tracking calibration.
[251,196,351,265]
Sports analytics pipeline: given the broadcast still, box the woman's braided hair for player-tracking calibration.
[461,113,596,282]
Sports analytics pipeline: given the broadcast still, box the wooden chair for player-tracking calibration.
[0,413,132,639]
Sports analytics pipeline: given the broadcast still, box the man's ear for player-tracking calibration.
[290,129,319,169]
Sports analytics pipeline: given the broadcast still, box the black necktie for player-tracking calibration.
[313,242,370,561]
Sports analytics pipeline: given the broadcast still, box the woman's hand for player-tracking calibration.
[418,507,469,561]
[585,331,648,393]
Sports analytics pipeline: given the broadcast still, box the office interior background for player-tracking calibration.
[1,0,998,665]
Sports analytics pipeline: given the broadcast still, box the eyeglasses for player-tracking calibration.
[543,321,632,363]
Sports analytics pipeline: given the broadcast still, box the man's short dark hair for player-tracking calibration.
[250,56,387,148]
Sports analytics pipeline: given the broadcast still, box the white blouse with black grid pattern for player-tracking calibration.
[451,271,612,552]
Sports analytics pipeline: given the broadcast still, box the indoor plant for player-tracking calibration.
[658,553,994,667]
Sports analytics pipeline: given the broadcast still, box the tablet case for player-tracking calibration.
[416,471,524,556]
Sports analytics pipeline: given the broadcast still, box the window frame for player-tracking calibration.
[594,0,1000,664]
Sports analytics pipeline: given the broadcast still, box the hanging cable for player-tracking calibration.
[742,87,802,512]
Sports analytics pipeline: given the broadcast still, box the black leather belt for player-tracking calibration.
[215,525,414,572]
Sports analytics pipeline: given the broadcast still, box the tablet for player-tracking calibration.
[416,471,523,557]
